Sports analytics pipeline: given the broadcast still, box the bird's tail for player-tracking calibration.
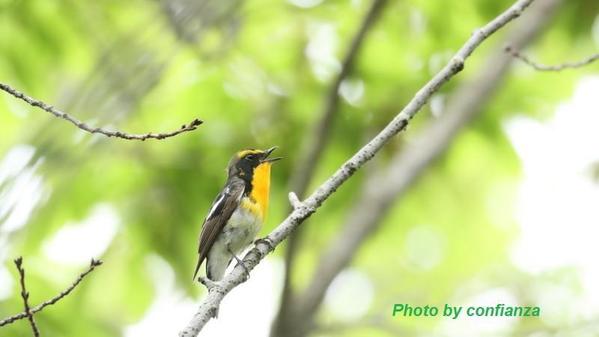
[192,258,202,281]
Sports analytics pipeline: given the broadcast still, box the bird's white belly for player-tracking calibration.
[206,205,262,280]
[221,206,262,253]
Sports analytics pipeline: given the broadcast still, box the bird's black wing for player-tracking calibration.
[192,178,245,280]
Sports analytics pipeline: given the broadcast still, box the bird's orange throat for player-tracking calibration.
[250,162,272,219]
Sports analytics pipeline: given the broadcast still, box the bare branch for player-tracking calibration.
[0,258,103,327]
[13,257,40,337]
[179,1,536,335]
[276,0,389,331]
[0,83,203,141]
[505,45,599,71]
[287,192,302,210]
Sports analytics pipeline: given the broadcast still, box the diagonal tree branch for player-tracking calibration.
[275,0,388,333]
[179,0,536,335]
[0,258,102,327]
[284,1,562,334]
[505,46,598,71]
[14,257,40,337]
[0,83,203,141]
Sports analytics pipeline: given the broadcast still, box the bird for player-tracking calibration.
[193,146,281,282]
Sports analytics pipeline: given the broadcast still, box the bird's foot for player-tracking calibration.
[198,276,221,291]
[228,247,250,281]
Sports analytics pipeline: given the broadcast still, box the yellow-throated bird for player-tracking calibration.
[193,147,281,281]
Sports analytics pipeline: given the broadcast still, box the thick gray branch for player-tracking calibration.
[284,1,562,334]
[179,0,535,335]
[0,83,203,141]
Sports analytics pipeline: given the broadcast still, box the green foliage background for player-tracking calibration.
[0,0,597,336]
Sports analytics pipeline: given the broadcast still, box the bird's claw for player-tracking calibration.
[198,276,221,291]
[228,247,250,281]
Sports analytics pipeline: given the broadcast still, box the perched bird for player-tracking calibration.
[193,147,281,282]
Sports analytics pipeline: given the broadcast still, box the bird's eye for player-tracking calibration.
[246,154,256,161]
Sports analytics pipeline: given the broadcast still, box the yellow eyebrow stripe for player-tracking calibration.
[237,149,262,158]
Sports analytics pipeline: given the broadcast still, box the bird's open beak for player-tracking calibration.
[262,146,282,163]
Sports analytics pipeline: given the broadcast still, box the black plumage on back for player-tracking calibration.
[192,177,245,280]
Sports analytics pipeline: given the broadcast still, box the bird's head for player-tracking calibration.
[227,146,281,181]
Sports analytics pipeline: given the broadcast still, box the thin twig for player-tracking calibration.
[287,192,302,210]
[13,257,40,337]
[0,83,203,141]
[505,45,599,71]
[0,258,103,327]
[179,1,535,336]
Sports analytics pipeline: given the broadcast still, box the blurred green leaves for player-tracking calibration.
[0,0,596,336]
